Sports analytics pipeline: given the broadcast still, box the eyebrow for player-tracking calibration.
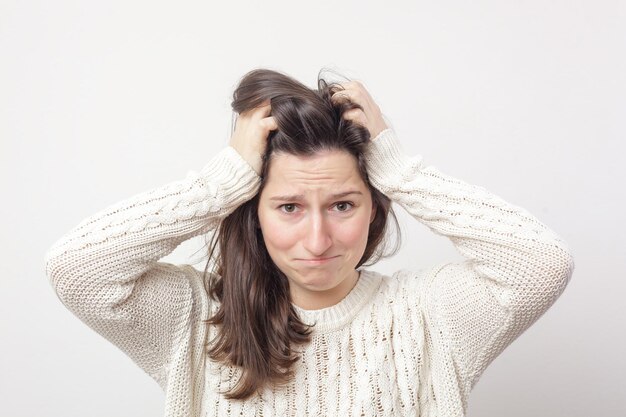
[269,190,363,202]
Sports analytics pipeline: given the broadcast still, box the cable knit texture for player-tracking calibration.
[44,128,574,417]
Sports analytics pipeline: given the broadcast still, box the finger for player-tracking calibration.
[346,107,364,117]
[261,116,278,131]
[331,88,352,101]
[342,108,364,122]
[245,100,272,120]
[331,89,350,98]
[257,99,272,113]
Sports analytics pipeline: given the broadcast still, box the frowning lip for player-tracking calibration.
[296,255,340,263]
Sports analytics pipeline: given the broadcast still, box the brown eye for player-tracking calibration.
[334,202,354,212]
[281,204,296,213]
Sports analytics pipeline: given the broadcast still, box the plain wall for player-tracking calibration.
[1,1,624,416]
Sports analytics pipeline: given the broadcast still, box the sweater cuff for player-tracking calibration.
[364,128,424,190]
[200,146,261,208]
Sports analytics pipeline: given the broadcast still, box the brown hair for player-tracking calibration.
[200,68,401,400]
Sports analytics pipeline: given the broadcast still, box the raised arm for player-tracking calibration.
[44,146,260,387]
[364,128,575,400]
[44,100,277,390]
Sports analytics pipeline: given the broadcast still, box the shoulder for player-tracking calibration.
[364,264,445,293]
[363,265,442,304]
[363,262,451,309]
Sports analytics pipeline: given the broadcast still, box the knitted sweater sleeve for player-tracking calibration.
[363,128,575,394]
[44,146,260,386]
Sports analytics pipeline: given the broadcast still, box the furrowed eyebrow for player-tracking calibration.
[269,190,363,202]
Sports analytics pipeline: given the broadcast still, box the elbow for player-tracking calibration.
[44,239,67,288]
[44,238,83,292]
[44,249,58,288]
[508,241,574,327]
[550,240,575,290]
[44,248,76,295]
[531,240,575,305]
[44,252,65,295]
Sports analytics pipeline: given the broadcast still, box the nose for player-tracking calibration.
[302,211,333,257]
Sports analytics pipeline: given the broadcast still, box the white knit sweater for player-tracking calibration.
[44,128,574,417]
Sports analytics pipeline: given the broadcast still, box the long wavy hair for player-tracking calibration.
[201,68,401,400]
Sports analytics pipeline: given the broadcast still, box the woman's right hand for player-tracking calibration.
[229,100,278,175]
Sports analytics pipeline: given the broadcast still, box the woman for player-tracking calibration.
[45,68,575,416]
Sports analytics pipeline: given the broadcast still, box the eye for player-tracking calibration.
[279,204,298,213]
[333,201,354,212]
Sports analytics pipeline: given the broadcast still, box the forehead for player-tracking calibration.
[262,149,365,192]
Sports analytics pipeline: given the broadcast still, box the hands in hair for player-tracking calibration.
[229,80,387,176]
[229,100,278,175]
[330,80,389,140]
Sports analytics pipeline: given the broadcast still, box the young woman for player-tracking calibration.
[45,68,575,416]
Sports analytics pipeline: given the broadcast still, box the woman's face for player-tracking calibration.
[257,149,376,310]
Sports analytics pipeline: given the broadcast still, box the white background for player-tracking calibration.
[2,1,624,416]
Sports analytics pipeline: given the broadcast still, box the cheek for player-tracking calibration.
[336,213,372,247]
[258,212,298,251]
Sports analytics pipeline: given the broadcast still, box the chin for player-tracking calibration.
[294,269,345,290]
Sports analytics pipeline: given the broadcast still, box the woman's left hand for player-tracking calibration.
[330,80,389,140]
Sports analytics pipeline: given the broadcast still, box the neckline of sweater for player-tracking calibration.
[290,268,381,333]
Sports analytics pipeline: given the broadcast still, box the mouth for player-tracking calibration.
[297,255,340,264]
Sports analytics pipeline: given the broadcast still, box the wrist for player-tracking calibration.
[370,122,389,141]
[241,151,263,176]
[229,146,262,176]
